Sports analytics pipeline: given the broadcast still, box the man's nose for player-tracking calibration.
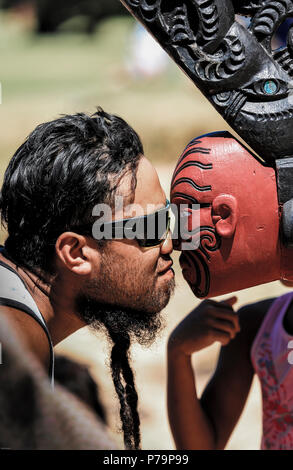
[160,230,173,255]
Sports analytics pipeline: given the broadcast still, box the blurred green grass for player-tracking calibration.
[0,11,232,175]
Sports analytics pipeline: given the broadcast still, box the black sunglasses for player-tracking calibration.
[73,200,171,248]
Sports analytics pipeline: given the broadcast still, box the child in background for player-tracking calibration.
[167,293,293,450]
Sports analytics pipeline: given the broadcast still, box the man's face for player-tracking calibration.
[171,133,281,298]
[77,156,174,343]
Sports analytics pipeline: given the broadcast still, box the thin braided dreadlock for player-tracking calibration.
[108,328,141,449]
[81,299,164,451]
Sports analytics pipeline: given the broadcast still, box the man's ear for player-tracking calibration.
[55,233,97,275]
[211,194,238,238]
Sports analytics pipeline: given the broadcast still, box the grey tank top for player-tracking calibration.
[0,257,54,386]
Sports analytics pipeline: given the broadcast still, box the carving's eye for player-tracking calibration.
[171,207,193,238]
[179,207,202,238]
[171,204,201,242]
[242,79,288,100]
[181,208,193,232]
[243,79,288,100]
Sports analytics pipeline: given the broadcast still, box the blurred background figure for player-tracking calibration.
[0,316,116,450]
[54,355,107,425]
[125,23,169,80]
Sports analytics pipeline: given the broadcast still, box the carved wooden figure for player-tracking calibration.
[120,1,293,293]
[120,0,293,164]
[171,132,293,297]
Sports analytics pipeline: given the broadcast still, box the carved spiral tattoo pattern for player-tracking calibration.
[171,138,221,297]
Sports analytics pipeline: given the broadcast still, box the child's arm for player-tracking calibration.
[167,298,274,450]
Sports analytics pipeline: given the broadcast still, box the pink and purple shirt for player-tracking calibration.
[251,292,293,449]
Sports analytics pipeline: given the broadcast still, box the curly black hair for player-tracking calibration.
[0,107,143,277]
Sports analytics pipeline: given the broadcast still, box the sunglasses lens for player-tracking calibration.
[95,199,171,247]
[137,215,170,247]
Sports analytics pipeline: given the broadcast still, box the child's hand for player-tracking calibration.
[168,297,239,356]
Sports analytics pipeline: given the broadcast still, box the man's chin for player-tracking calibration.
[75,295,166,347]
[156,275,175,306]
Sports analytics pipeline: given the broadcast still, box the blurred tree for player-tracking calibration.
[0,0,128,33]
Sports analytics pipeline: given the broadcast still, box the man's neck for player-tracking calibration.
[0,251,85,346]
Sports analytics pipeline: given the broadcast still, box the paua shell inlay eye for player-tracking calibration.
[263,80,278,95]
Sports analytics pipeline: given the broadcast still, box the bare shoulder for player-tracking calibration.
[213,297,276,376]
[0,305,49,368]
[217,298,276,364]
[0,304,44,330]
[236,298,276,350]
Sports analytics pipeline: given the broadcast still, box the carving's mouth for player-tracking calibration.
[179,252,188,266]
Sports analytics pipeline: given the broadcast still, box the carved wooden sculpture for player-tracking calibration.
[120,0,293,164]
[120,1,293,295]
[171,132,288,297]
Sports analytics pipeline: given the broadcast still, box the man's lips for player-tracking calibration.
[158,261,174,275]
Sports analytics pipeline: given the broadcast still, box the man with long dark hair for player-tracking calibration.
[0,108,175,449]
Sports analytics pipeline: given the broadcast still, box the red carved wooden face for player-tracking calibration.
[171,132,281,298]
